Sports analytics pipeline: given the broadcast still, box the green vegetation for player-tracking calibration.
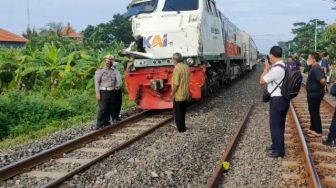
[0,14,135,146]
[279,19,336,61]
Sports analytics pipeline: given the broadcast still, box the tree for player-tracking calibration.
[290,19,327,56]
[323,23,336,61]
[83,14,133,49]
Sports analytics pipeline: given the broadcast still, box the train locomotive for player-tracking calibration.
[123,0,258,109]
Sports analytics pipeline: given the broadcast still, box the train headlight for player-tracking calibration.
[187,58,194,66]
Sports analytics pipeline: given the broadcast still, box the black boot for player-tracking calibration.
[322,136,336,147]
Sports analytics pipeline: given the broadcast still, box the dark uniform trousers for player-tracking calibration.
[328,109,336,139]
[269,96,290,154]
[115,89,122,120]
[96,90,120,128]
[173,100,187,133]
[307,95,324,134]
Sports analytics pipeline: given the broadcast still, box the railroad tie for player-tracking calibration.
[316,163,336,171]
[313,151,336,159]
[322,176,336,187]
[281,174,303,181]
[94,139,126,145]
[281,161,300,168]
[113,132,138,137]
[126,126,149,131]
[55,158,91,164]
[309,142,331,150]
[77,148,109,154]
[25,171,66,179]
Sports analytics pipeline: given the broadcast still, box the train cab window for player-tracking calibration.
[124,0,158,17]
[162,0,199,11]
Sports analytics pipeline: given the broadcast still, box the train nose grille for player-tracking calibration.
[150,79,164,91]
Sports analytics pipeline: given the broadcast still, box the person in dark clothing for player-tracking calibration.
[306,52,326,137]
[321,52,331,83]
[286,56,298,70]
[323,79,336,147]
[293,53,302,70]
[323,109,336,147]
[260,46,290,158]
[112,60,123,122]
[320,52,330,75]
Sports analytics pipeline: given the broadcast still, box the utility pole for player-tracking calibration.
[314,19,317,52]
[26,0,31,29]
[288,42,291,56]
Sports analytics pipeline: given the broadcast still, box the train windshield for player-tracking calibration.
[162,0,199,11]
[124,0,158,17]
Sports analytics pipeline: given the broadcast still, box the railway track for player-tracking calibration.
[206,104,255,188]
[280,85,336,188]
[0,110,173,187]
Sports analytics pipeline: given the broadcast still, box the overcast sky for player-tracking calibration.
[0,0,335,53]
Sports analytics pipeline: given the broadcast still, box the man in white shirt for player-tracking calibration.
[259,46,290,158]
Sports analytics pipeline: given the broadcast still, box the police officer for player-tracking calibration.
[94,55,121,129]
[112,57,122,122]
[260,46,290,158]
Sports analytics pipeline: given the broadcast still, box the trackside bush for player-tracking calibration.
[0,90,96,139]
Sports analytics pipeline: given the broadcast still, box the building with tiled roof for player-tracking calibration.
[0,28,28,48]
[62,23,83,43]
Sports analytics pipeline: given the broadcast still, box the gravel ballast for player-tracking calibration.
[56,63,279,187]
[219,103,282,188]
[0,108,142,168]
[1,63,283,187]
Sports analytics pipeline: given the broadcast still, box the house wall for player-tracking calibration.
[0,41,26,48]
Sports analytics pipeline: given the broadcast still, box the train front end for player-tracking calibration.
[124,0,206,109]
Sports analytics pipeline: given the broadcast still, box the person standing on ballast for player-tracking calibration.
[94,55,119,129]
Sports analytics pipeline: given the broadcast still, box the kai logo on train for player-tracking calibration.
[143,34,168,48]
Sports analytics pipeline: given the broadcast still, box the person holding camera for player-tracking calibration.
[259,46,289,158]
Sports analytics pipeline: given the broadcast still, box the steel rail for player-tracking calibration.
[0,110,151,181]
[206,104,254,188]
[42,115,174,188]
[290,102,322,188]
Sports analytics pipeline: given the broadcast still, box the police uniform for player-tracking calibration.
[95,66,121,128]
[263,60,290,155]
[114,65,122,121]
